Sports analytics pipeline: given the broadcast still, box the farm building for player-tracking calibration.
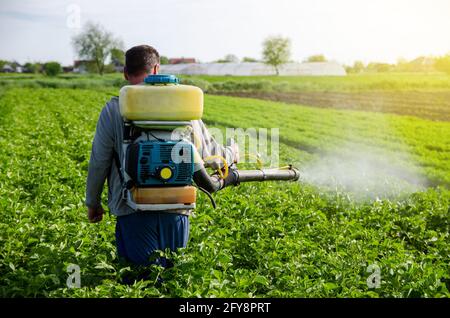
[169,57,196,64]
[73,60,93,73]
[160,61,346,76]
[1,64,15,73]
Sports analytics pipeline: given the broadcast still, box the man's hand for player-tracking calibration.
[87,205,104,223]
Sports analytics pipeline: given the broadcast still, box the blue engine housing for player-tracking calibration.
[125,140,194,187]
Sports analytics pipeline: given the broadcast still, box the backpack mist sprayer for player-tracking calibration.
[118,74,300,213]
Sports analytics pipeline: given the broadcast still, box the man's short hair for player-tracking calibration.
[125,45,160,76]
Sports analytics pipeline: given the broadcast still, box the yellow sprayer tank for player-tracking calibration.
[119,75,203,121]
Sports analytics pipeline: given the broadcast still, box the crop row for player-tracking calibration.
[0,88,448,297]
[202,95,450,186]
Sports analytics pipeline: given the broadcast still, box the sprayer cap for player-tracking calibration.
[144,74,179,84]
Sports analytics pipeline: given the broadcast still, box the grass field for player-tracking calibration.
[185,73,450,92]
[3,73,448,121]
[216,91,450,121]
[186,73,450,121]
[2,72,450,92]
[0,73,449,297]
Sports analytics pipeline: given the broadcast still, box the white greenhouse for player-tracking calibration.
[160,62,346,76]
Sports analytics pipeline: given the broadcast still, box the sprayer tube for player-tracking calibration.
[236,168,300,183]
[193,165,222,193]
[193,165,300,192]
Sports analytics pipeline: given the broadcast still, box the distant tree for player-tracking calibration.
[262,35,291,75]
[110,48,125,66]
[353,61,365,73]
[85,61,101,73]
[24,62,40,73]
[224,54,239,63]
[396,57,408,65]
[160,56,169,65]
[395,57,409,72]
[9,61,20,71]
[242,57,258,62]
[346,60,365,73]
[344,65,352,74]
[435,55,450,75]
[0,60,9,70]
[44,62,62,76]
[366,62,393,73]
[72,22,123,75]
[215,54,239,63]
[394,56,435,73]
[31,62,44,74]
[307,54,327,62]
[102,63,117,73]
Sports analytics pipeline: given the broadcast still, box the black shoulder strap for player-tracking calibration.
[112,149,124,185]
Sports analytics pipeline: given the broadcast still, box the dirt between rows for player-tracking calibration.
[216,91,450,122]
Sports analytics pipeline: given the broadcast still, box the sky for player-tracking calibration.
[0,0,449,66]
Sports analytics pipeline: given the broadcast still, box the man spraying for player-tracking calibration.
[85,45,239,267]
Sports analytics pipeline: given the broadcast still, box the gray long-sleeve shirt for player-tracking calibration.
[85,96,235,216]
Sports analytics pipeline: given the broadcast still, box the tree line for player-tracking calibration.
[345,57,450,74]
[2,21,449,76]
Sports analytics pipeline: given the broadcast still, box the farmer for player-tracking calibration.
[85,45,238,267]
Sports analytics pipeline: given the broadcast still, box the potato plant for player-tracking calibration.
[0,87,448,297]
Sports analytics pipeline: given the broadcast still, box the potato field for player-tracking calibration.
[0,74,449,297]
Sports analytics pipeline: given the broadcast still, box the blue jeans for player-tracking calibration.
[115,212,189,266]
